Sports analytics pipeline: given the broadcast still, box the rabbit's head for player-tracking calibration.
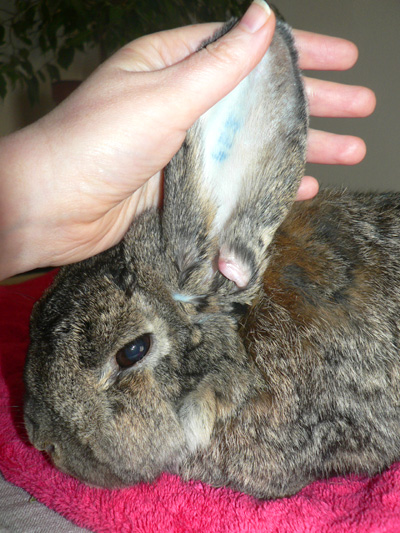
[24,20,307,488]
[24,212,256,487]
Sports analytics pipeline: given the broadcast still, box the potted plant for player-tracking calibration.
[0,0,245,104]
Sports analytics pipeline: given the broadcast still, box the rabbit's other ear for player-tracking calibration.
[163,21,308,299]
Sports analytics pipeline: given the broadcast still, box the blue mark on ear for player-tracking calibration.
[211,116,242,162]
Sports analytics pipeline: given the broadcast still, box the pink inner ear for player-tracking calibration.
[218,245,251,288]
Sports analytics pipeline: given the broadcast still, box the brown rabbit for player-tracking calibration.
[24,18,400,500]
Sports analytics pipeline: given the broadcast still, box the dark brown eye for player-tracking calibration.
[116,334,151,368]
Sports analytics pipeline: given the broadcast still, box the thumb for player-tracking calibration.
[163,1,276,131]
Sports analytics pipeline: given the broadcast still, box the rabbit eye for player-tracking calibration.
[116,334,151,368]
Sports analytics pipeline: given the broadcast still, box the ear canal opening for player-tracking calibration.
[218,245,253,289]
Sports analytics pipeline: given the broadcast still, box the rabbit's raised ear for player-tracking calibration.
[163,21,308,299]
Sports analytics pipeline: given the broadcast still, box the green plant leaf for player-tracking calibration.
[13,20,29,39]
[109,5,124,25]
[0,25,5,46]
[27,75,39,105]
[46,63,60,81]
[38,33,49,52]
[57,46,75,69]
[21,60,34,76]
[0,72,7,99]
[0,63,18,89]
[46,19,59,49]
[20,35,33,46]
[39,2,50,26]
[37,70,46,82]
[24,5,37,27]
[20,48,29,60]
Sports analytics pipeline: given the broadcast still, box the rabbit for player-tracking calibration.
[23,17,400,501]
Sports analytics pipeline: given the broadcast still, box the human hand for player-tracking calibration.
[294,28,376,200]
[0,1,375,280]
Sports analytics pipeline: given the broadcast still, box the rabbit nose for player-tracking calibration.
[32,440,58,458]
[24,413,57,456]
[24,412,41,446]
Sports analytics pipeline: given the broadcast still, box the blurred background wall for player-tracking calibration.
[1,0,399,190]
[278,0,400,190]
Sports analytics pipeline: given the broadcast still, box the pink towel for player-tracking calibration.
[1,272,400,532]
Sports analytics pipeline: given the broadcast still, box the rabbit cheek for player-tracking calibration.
[54,440,127,488]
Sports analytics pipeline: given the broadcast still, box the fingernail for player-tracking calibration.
[239,0,272,33]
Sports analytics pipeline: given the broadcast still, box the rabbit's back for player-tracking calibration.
[262,188,400,327]
[180,189,400,499]
[247,189,400,495]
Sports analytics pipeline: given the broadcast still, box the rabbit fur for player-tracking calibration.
[24,19,400,500]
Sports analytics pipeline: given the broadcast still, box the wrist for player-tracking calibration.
[0,125,51,280]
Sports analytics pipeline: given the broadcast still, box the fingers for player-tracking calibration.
[124,26,360,74]
[111,0,274,77]
[108,2,275,137]
[296,176,319,201]
[305,77,376,118]
[144,2,276,131]
[114,23,224,71]
[296,32,375,170]
[293,29,359,71]
[307,129,367,165]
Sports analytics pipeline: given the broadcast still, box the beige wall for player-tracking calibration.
[1,0,399,190]
[278,0,400,190]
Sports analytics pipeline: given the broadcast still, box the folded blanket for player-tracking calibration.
[1,272,400,533]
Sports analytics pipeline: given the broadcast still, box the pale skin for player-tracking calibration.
[0,2,376,281]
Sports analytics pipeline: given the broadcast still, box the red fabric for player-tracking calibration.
[1,272,400,532]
